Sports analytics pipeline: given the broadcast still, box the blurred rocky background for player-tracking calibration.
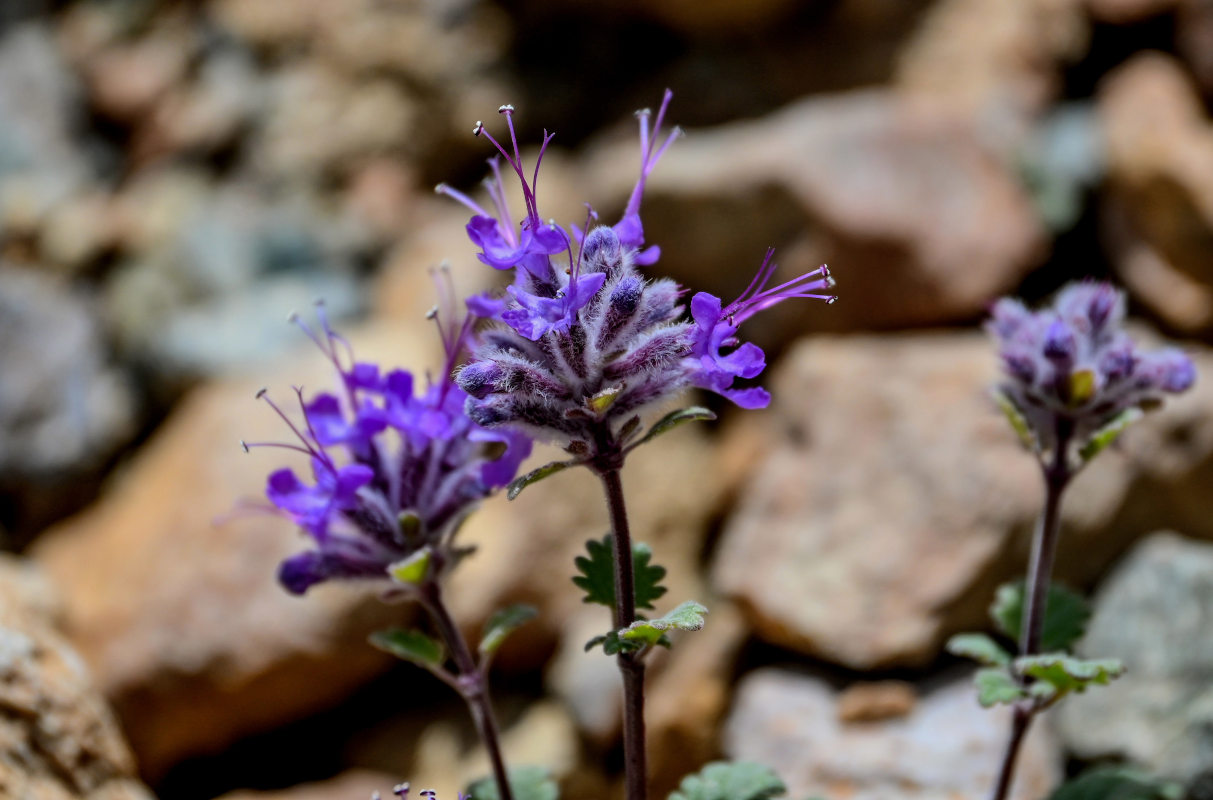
[3,0,1213,798]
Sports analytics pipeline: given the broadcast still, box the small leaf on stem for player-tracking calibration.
[1048,765,1183,800]
[619,600,708,647]
[946,633,1012,666]
[388,548,431,585]
[1014,654,1124,699]
[572,534,668,610]
[626,406,716,452]
[974,667,1026,707]
[479,604,538,657]
[467,766,559,800]
[1078,407,1143,463]
[990,581,1091,653]
[369,628,445,669]
[667,760,786,800]
[507,459,576,500]
[991,388,1038,452]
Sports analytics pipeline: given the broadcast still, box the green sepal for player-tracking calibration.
[667,761,786,800]
[991,388,1037,451]
[619,600,708,647]
[479,604,538,658]
[588,385,623,414]
[572,534,668,610]
[388,548,431,585]
[1079,407,1143,463]
[1014,654,1124,699]
[1069,369,1096,406]
[1048,766,1183,800]
[990,581,1091,653]
[974,667,1026,707]
[369,628,445,669]
[467,766,559,800]
[628,406,716,452]
[584,629,645,655]
[507,459,576,500]
[946,633,1012,666]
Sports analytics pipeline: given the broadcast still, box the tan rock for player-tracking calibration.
[836,680,917,723]
[724,668,1062,800]
[712,332,1213,669]
[83,25,193,123]
[0,556,154,800]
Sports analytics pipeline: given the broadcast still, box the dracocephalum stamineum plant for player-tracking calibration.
[946,281,1195,800]
[440,91,836,800]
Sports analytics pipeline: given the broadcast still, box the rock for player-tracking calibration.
[836,681,917,723]
[38,191,119,273]
[30,320,440,779]
[1178,0,1213,96]
[1057,532,1213,785]
[712,332,1213,669]
[723,668,1062,800]
[216,770,399,800]
[1098,53,1213,337]
[82,23,193,123]
[582,90,1047,339]
[1087,0,1178,22]
[0,556,154,800]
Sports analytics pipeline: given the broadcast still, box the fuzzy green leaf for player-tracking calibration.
[572,534,668,610]
[507,460,575,501]
[479,604,538,657]
[629,407,716,451]
[974,667,1026,707]
[1079,407,1144,463]
[584,629,645,655]
[620,601,708,647]
[1049,766,1183,800]
[990,581,1091,653]
[947,633,1012,666]
[667,761,786,800]
[1015,654,1124,698]
[991,388,1037,451]
[467,766,559,800]
[369,628,444,669]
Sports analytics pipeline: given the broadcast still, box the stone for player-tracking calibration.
[836,681,917,723]
[712,332,1213,669]
[1098,53,1213,337]
[216,770,400,800]
[0,555,154,800]
[82,24,192,123]
[1178,0,1213,96]
[723,668,1062,800]
[30,320,440,779]
[1087,0,1178,22]
[1057,532,1213,785]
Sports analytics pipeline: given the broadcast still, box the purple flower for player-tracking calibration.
[247,281,533,595]
[444,93,837,451]
[987,281,1195,455]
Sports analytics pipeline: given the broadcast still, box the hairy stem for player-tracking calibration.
[599,465,648,800]
[422,581,514,800]
[989,418,1073,800]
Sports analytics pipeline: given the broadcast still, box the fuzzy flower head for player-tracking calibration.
[987,281,1195,458]
[440,92,836,456]
[247,280,532,595]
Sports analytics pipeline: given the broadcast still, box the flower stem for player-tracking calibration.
[598,465,648,800]
[421,580,514,800]
[989,419,1073,800]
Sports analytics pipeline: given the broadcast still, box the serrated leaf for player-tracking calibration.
[991,388,1037,451]
[572,534,668,610]
[1015,654,1124,697]
[990,581,1091,653]
[369,628,445,669]
[1079,406,1144,463]
[479,604,538,657]
[974,667,1026,707]
[667,761,786,800]
[620,600,708,647]
[388,548,431,585]
[507,459,575,501]
[467,766,559,800]
[1049,766,1183,800]
[947,633,1012,666]
[628,406,716,451]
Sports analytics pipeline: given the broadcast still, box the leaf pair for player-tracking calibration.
[371,604,538,672]
[966,655,1124,708]
[584,601,709,654]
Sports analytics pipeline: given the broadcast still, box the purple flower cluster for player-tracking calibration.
[249,298,531,595]
[988,281,1195,453]
[441,92,836,449]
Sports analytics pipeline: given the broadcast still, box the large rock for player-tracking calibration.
[1099,53,1213,338]
[723,668,1062,800]
[712,332,1213,669]
[1057,533,1213,786]
[0,556,154,800]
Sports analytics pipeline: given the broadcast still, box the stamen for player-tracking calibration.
[435,183,491,219]
[425,306,438,320]
[257,389,323,460]
[472,121,483,135]
[393,784,409,799]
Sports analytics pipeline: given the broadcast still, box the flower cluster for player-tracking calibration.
[440,91,836,450]
[248,293,531,594]
[988,281,1195,453]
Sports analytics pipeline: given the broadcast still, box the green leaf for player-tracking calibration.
[990,581,1091,653]
[667,761,786,800]
[507,460,575,501]
[1015,654,1124,698]
[369,628,445,669]
[947,633,1012,666]
[974,667,1026,707]
[584,629,644,655]
[991,388,1037,451]
[1079,407,1144,463]
[479,604,538,657]
[388,548,431,585]
[572,535,668,610]
[620,600,708,647]
[1049,766,1183,800]
[628,406,716,451]
[467,766,559,800]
